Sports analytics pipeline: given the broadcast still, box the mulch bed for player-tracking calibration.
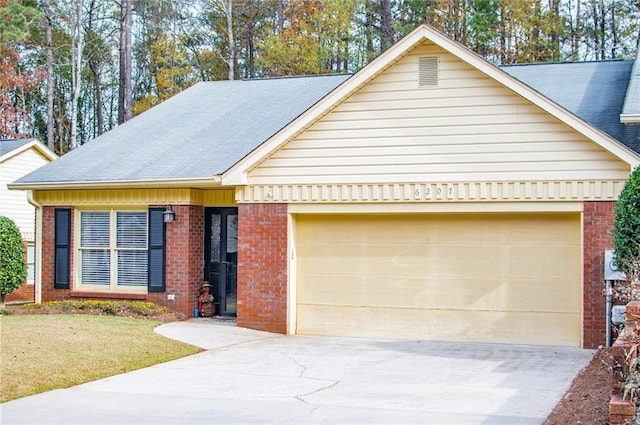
[544,348,613,424]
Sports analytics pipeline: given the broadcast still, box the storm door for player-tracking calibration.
[204,208,238,316]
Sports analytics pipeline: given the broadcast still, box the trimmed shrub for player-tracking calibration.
[613,165,640,286]
[0,216,26,308]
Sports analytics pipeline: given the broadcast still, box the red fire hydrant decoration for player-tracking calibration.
[198,283,214,317]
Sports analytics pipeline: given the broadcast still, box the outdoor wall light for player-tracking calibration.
[163,206,176,223]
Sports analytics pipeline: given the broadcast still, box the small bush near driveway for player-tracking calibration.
[0,314,200,402]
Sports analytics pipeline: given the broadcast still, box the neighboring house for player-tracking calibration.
[1,138,57,302]
[10,26,640,348]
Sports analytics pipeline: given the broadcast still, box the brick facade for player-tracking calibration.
[147,205,204,317]
[583,201,616,349]
[5,282,34,303]
[34,200,615,347]
[40,205,204,319]
[236,203,288,333]
[41,206,73,302]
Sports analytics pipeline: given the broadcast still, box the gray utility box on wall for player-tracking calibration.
[605,250,626,281]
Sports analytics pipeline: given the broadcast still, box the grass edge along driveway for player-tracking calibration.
[0,314,201,402]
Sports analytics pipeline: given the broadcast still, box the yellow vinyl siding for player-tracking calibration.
[0,149,52,239]
[249,41,629,185]
[33,188,236,207]
[294,213,582,346]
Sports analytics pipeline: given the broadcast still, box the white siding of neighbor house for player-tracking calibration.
[0,148,51,240]
[248,41,630,186]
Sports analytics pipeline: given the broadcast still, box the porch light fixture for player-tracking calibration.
[163,206,175,223]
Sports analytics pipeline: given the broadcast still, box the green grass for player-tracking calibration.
[0,314,201,402]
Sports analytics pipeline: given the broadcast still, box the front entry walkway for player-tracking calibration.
[1,320,593,424]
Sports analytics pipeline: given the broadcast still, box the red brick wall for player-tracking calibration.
[39,205,204,318]
[583,201,616,348]
[237,203,288,333]
[41,206,73,302]
[5,283,34,303]
[147,205,204,318]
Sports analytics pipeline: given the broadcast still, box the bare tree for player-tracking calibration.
[69,0,83,150]
[378,0,393,51]
[44,0,54,152]
[224,0,234,80]
[118,0,132,124]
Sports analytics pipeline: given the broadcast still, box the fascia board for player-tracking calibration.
[620,114,640,124]
[8,176,223,191]
[0,140,57,164]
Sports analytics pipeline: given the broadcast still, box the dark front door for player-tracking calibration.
[204,208,238,316]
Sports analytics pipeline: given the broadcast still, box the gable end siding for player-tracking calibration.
[248,41,630,186]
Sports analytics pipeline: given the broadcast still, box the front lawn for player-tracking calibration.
[0,314,200,402]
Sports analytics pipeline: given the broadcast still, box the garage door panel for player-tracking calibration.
[295,213,581,346]
[298,275,580,313]
[297,304,581,346]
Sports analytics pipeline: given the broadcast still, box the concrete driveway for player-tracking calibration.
[1,320,593,425]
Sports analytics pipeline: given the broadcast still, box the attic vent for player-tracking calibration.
[418,56,438,87]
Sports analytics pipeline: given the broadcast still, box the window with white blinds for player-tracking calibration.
[78,210,148,291]
[27,244,35,284]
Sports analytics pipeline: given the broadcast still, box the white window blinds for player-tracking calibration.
[78,210,148,289]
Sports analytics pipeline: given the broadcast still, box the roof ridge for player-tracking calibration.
[501,59,630,68]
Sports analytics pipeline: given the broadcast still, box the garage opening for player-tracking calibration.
[294,213,581,346]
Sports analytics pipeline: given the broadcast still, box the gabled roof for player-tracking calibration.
[11,25,640,190]
[222,25,639,184]
[12,75,350,189]
[0,138,57,164]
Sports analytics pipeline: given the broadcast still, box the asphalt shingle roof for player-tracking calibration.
[15,75,350,185]
[14,59,640,186]
[503,60,640,154]
[622,55,640,119]
[0,138,36,157]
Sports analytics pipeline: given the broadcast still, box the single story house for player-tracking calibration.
[11,25,640,348]
[1,138,57,302]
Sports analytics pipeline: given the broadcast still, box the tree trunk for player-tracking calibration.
[118,0,132,124]
[87,0,104,136]
[70,0,83,150]
[277,0,284,34]
[44,0,54,152]
[549,0,561,60]
[225,0,234,80]
[610,0,617,58]
[599,0,606,59]
[378,0,393,51]
[365,0,374,62]
[499,4,507,63]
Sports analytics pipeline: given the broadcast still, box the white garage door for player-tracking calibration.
[294,213,582,346]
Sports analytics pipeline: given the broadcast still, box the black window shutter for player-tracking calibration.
[54,208,71,289]
[148,208,166,292]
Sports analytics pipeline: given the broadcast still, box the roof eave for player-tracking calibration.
[0,139,57,164]
[8,176,224,191]
[620,113,640,124]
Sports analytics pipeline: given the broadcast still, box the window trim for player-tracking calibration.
[26,243,35,285]
[74,208,148,294]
